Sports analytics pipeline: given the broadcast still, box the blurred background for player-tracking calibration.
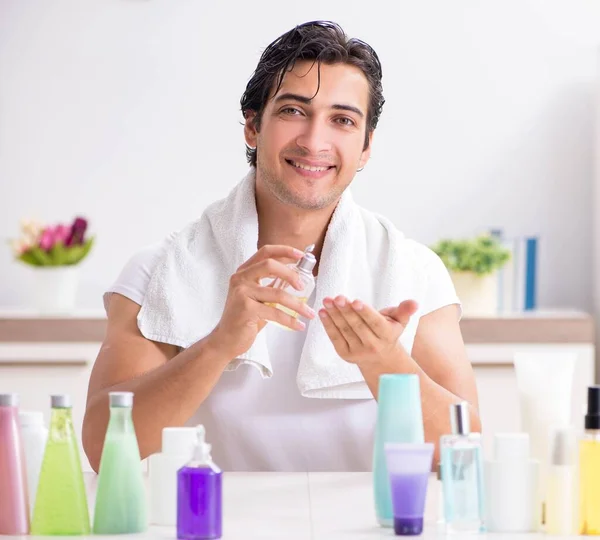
[1,0,600,312]
[1,0,600,468]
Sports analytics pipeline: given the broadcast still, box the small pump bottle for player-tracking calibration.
[266,244,316,326]
[177,426,222,540]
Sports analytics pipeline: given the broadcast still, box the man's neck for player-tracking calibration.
[255,183,338,270]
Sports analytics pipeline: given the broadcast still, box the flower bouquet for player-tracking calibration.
[11,216,93,266]
[10,217,94,313]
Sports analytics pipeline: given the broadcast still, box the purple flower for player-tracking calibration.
[66,217,88,246]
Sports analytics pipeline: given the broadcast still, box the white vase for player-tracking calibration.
[450,271,498,317]
[31,266,80,314]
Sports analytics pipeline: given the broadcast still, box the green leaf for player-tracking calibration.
[48,242,69,266]
[18,250,43,266]
[66,237,94,265]
[27,246,53,266]
[430,234,511,276]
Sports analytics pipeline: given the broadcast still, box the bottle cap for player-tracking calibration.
[19,411,44,427]
[0,393,18,407]
[494,433,530,461]
[550,426,576,466]
[51,394,72,408]
[450,401,470,435]
[109,391,133,408]
[585,385,600,430]
[162,426,200,456]
[296,244,317,273]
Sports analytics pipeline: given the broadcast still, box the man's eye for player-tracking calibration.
[336,117,355,126]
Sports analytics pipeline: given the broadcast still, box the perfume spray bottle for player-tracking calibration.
[266,244,316,326]
[579,385,600,535]
[440,401,485,533]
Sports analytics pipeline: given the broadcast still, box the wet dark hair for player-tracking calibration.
[240,20,384,167]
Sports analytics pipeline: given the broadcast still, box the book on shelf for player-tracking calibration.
[490,230,538,313]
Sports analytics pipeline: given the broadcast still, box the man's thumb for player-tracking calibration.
[390,299,419,326]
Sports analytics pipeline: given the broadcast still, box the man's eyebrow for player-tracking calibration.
[274,93,365,118]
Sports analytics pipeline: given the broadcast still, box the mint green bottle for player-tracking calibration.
[31,395,90,535]
[373,374,425,527]
[93,391,147,534]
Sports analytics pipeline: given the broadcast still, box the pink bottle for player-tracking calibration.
[0,393,30,534]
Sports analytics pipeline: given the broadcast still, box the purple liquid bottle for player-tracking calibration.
[177,425,222,540]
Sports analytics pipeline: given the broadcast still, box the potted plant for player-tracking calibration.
[9,216,94,313]
[430,234,511,316]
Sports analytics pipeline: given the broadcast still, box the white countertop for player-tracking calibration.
[3,472,582,539]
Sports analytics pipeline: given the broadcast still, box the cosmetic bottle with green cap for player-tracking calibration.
[93,391,147,534]
[31,394,90,535]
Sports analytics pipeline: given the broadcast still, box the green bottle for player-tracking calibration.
[31,395,90,535]
[93,391,147,534]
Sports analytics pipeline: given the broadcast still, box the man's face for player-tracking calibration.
[245,60,372,211]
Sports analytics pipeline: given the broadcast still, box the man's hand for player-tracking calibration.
[209,245,317,359]
[318,296,418,365]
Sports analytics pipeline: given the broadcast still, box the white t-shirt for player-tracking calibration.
[103,234,460,472]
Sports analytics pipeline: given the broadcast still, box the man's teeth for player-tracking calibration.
[290,160,330,172]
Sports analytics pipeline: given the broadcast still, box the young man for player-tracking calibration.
[83,21,480,473]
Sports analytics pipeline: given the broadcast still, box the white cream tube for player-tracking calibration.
[513,352,576,524]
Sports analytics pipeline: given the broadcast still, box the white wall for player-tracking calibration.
[1,0,599,312]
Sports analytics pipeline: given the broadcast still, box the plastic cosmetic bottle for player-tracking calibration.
[579,385,600,535]
[18,411,48,514]
[148,426,200,525]
[0,393,30,535]
[373,374,425,527]
[265,244,316,326]
[440,402,485,533]
[485,433,540,532]
[93,391,147,534]
[31,394,90,535]
[177,425,222,540]
[545,426,577,535]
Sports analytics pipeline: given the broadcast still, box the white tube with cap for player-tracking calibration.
[485,433,540,532]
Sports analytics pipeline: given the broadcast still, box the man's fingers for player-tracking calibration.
[351,300,389,339]
[322,296,363,350]
[386,300,419,326]
[238,245,303,271]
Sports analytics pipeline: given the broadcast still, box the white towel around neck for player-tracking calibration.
[137,169,412,399]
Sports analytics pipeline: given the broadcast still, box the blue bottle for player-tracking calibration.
[440,402,485,532]
[373,374,425,527]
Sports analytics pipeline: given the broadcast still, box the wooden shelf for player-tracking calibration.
[0,309,594,344]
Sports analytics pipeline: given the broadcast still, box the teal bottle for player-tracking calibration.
[373,374,425,527]
[93,392,147,534]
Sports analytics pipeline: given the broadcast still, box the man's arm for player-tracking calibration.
[82,294,232,473]
[84,244,316,473]
[359,304,481,459]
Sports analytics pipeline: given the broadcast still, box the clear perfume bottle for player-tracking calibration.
[265,244,316,327]
[440,401,485,533]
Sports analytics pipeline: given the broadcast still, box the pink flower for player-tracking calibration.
[38,224,71,251]
[39,227,55,251]
[54,224,70,244]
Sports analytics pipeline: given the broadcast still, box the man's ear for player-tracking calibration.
[358,131,374,169]
[244,111,259,148]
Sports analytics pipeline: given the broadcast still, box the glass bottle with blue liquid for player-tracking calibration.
[440,401,485,533]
